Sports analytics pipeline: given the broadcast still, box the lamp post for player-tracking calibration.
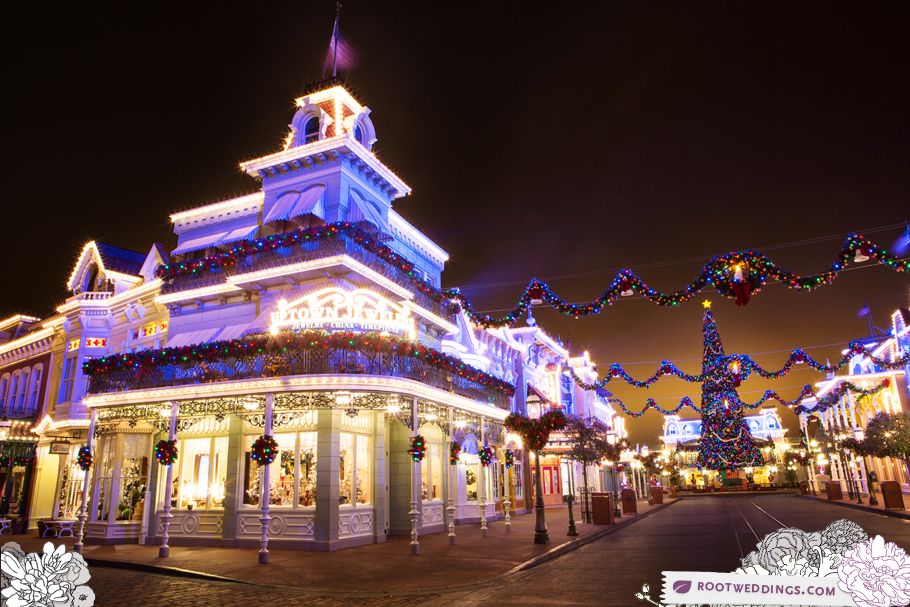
[642,446,653,505]
[526,390,549,545]
[606,432,621,518]
[855,429,878,506]
[565,455,578,536]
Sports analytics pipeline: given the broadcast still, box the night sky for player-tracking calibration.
[4,3,908,447]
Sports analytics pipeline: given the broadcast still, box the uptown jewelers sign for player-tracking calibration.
[270,287,416,339]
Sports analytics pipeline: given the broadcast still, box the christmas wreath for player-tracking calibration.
[504,448,514,469]
[77,446,93,471]
[8,456,30,467]
[479,446,493,467]
[154,439,179,466]
[251,435,279,465]
[504,408,567,452]
[449,441,462,465]
[409,435,427,462]
[465,468,477,486]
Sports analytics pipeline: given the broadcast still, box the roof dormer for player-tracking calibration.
[289,86,376,152]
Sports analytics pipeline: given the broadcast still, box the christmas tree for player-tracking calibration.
[695,303,763,469]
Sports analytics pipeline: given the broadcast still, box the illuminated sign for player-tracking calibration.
[141,324,157,338]
[67,340,79,352]
[159,321,169,333]
[84,338,107,348]
[270,288,416,339]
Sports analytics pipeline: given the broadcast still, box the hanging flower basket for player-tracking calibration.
[479,446,493,467]
[154,439,179,466]
[449,441,461,465]
[408,435,427,462]
[251,435,279,465]
[77,446,92,471]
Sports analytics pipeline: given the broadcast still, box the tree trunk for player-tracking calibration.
[582,464,590,523]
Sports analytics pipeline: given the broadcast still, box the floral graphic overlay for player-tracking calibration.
[1,541,94,607]
[838,535,910,607]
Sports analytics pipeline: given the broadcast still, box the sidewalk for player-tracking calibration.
[3,499,677,593]
[797,492,910,520]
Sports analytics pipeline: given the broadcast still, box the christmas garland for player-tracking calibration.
[565,342,909,391]
[785,450,811,468]
[409,435,427,462]
[157,223,907,329]
[479,446,493,467]
[251,435,279,465]
[615,462,632,475]
[82,330,514,399]
[154,439,179,466]
[837,436,869,457]
[504,409,567,452]
[504,448,514,469]
[7,456,31,467]
[449,441,461,465]
[77,446,92,471]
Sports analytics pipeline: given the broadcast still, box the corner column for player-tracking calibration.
[314,407,341,550]
[258,394,273,564]
[74,407,98,554]
[409,397,420,555]
[479,417,487,536]
[159,401,179,557]
[446,407,456,544]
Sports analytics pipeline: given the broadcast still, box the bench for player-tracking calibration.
[0,519,11,535]
[43,520,76,538]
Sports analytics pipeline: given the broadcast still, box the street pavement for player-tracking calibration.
[7,495,910,606]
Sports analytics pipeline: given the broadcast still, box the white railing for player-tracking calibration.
[66,292,114,304]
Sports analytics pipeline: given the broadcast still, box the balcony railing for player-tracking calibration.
[86,347,511,410]
[162,228,453,321]
[65,291,114,304]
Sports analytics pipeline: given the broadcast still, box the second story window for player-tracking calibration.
[0,376,8,412]
[17,369,29,412]
[304,118,319,144]
[28,366,42,414]
[60,357,77,404]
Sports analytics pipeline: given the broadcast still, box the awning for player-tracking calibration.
[170,232,228,256]
[264,186,325,224]
[216,324,249,342]
[164,328,222,349]
[219,225,259,247]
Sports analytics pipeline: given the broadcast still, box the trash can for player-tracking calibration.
[825,481,843,501]
[651,487,663,504]
[621,488,638,514]
[669,486,677,499]
[880,481,905,511]
[799,481,809,496]
[592,492,614,525]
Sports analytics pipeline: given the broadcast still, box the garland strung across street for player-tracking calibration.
[156,222,908,329]
[504,409,567,452]
[82,329,515,399]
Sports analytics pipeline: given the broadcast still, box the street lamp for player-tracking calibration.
[855,428,878,506]
[526,389,549,545]
[606,432,622,519]
[564,455,578,537]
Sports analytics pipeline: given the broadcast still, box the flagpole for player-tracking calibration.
[863,298,875,342]
[333,2,341,78]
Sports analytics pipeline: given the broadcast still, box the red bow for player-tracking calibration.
[732,281,751,306]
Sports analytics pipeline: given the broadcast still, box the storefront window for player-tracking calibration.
[298,432,317,507]
[340,433,354,505]
[356,435,371,505]
[466,464,478,501]
[56,447,87,518]
[514,462,523,498]
[178,438,211,509]
[429,443,441,500]
[118,434,149,521]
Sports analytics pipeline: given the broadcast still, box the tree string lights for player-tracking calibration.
[157,223,907,328]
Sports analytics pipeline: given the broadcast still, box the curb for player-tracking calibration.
[797,495,910,520]
[82,499,680,595]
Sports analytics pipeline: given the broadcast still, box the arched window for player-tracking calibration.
[0,375,8,412]
[17,369,29,412]
[28,365,43,414]
[84,263,99,293]
[8,373,20,413]
[304,118,319,144]
[354,124,364,144]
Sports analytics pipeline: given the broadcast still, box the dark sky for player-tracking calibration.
[4,2,908,447]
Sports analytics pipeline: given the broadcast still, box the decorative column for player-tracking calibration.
[159,401,179,557]
[503,454,511,533]
[74,408,98,554]
[533,448,549,544]
[259,393,273,564]
[446,408,456,544]
[409,397,420,555]
[479,417,487,537]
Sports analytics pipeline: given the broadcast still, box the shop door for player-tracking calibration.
[542,465,562,506]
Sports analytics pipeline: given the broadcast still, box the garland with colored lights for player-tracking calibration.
[449,441,461,465]
[447,233,908,327]
[565,343,908,391]
[504,448,514,469]
[251,435,279,465]
[409,435,427,462]
[157,223,907,329]
[785,450,811,467]
[479,446,493,467]
[77,446,92,471]
[154,440,179,466]
[7,456,30,467]
[83,329,514,398]
[615,462,632,475]
[504,409,567,452]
